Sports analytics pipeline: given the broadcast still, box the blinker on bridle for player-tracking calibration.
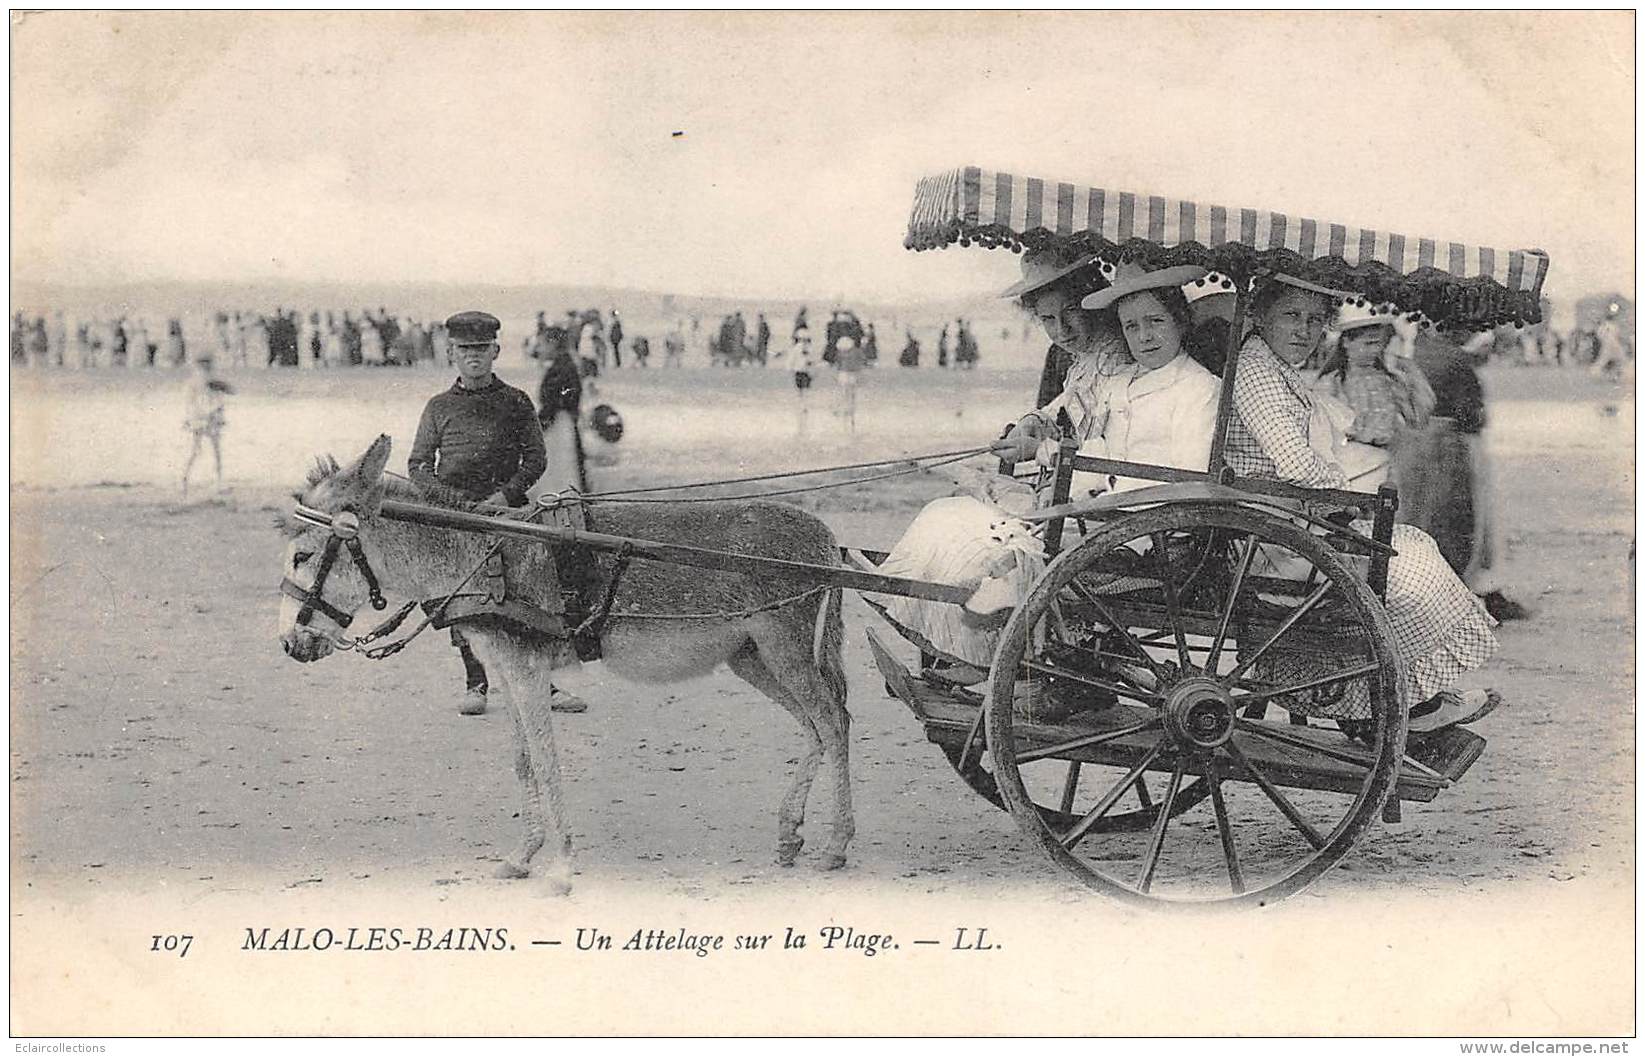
[280,503,388,629]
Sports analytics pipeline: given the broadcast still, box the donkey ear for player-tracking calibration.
[347,434,393,486]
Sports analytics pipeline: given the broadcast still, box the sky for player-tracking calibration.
[9,10,1635,304]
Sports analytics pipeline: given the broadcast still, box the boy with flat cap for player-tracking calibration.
[409,310,587,716]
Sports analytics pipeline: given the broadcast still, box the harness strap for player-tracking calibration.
[281,575,356,628]
[353,540,506,661]
[292,536,346,626]
[346,538,389,610]
[350,599,419,645]
[573,541,634,644]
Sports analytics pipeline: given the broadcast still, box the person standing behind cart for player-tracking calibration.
[536,342,590,496]
[408,310,586,718]
[1405,320,1531,622]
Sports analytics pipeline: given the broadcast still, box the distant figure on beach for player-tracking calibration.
[181,353,233,497]
[166,318,188,367]
[49,312,67,367]
[1592,303,1629,377]
[129,317,152,367]
[791,327,815,432]
[755,313,771,364]
[665,322,686,367]
[899,329,920,367]
[834,334,866,434]
[26,317,48,367]
[954,318,978,368]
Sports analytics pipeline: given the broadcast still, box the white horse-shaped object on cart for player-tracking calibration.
[275,435,852,894]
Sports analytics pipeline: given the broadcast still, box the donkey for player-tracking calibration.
[276,435,852,894]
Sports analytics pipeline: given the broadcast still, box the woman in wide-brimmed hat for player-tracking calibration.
[1005,246,1132,412]
[875,260,1219,688]
[1061,260,1223,496]
[1229,275,1501,737]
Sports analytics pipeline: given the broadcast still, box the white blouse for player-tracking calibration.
[1068,353,1221,497]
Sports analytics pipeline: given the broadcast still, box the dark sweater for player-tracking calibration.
[408,377,547,505]
[1412,332,1486,435]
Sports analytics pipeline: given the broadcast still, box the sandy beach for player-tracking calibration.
[9,361,1635,1035]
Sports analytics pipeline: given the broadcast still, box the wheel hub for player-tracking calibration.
[1161,675,1236,751]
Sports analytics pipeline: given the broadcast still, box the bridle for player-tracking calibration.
[280,503,388,630]
[279,499,505,661]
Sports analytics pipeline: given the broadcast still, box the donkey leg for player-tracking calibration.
[816,706,854,871]
[507,643,577,896]
[463,632,545,878]
[494,692,545,879]
[725,642,822,867]
[746,629,855,870]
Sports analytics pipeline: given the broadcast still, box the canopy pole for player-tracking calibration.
[1206,276,1254,476]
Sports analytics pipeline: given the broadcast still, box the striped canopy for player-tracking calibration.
[906,166,1550,326]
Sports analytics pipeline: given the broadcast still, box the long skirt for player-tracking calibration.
[528,413,589,503]
[1257,520,1497,719]
[1394,417,1481,578]
[878,496,1045,668]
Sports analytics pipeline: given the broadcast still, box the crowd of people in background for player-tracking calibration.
[7,308,451,369]
[8,298,1628,378]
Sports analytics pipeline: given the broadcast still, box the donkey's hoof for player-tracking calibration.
[493,858,531,880]
[776,840,803,867]
[817,853,848,872]
[542,865,574,897]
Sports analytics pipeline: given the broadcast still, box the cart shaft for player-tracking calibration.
[376,499,973,606]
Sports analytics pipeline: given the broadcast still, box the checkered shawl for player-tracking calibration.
[1224,335,1348,489]
[1223,334,1500,713]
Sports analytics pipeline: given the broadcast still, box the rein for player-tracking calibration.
[525,446,992,505]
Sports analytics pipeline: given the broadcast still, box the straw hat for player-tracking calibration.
[1080,260,1209,312]
[1334,298,1399,333]
[1183,270,1239,305]
[998,247,1102,300]
[1268,273,1356,301]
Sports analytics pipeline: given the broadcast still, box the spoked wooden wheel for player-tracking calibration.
[985,504,1408,906]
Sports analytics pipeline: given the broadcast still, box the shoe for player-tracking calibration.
[459,687,488,716]
[549,687,589,714]
[1480,591,1531,622]
[1407,688,1500,734]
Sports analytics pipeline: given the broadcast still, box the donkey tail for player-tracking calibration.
[814,586,848,711]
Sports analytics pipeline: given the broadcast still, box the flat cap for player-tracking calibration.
[445,310,501,344]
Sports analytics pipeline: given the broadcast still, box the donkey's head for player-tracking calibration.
[276,434,393,662]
